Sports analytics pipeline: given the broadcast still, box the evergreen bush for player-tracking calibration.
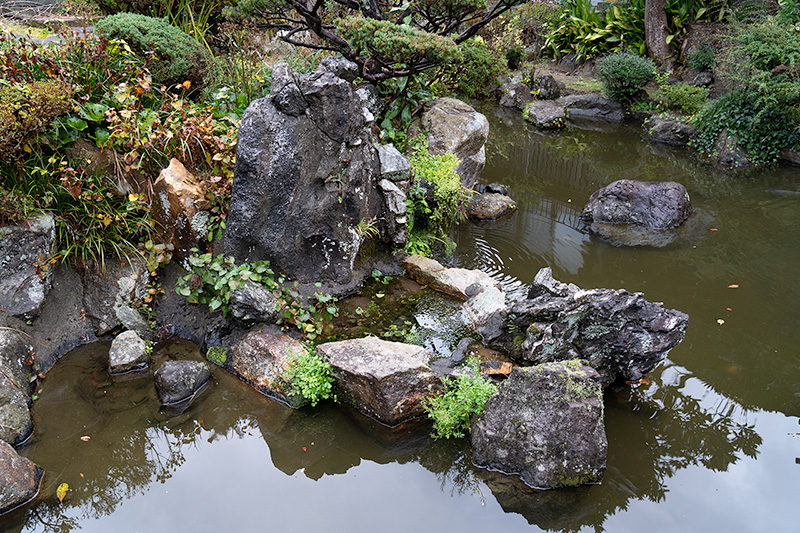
[439,37,508,99]
[654,81,707,115]
[597,51,656,101]
[96,13,210,90]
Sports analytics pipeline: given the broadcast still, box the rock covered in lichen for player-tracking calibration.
[0,440,43,514]
[0,213,55,319]
[471,360,606,489]
[0,330,34,445]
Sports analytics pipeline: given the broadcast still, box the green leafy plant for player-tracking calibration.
[597,51,656,101]
[653,78,707,115]
[438,37,508,99]
[281,350,335,407]
[422,357,498,439]
[687,43,716,71]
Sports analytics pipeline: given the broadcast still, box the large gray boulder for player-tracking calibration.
[558,94,624,122]
[0,440,43,514]
[582,179,693,247]
[0,331,34,445]
[154,360,211,405]
[0,213,55,318]
[466,193,517,222]
[534,75,565,100]
[407,97,489,188]
[316,337,441,426]
[225,58,409,294]
[472,361,606,489]
[523,100,566,129]
[227,326,309,408]
[108,330,148,375]
[645,116,698,147]
[491,267,688,385]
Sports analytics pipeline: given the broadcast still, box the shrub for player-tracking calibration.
[282,350,335,407]
[0,81,73,156]
[654,81,707,115]
[597,51,656,101]
[439,37,508,99]
[687,43,716,71]
[691,89,800,166]
[422,358,498,439]
[96,13,210,90]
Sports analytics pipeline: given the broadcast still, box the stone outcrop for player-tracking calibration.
[226,58,410,294]
[581,179,693,247]
[524,100,566,129]
[316,337,441,426]
[534,75,564,100]
[108,330,148,375]
[0,331,33,445]
[559,94,624,122]
[645,116,698,146]
[154,360,211,405]
[82,255,151,338]
[0,440,43,514]
[491,267,688,385]
[500,80,532,110]
[227,326,308,407]
[781,148,800,166]
[228,280,281,325]
[0,214,55,319]
[466,193,517,222]
[151,158,211,262]
[472,360,606,489]
[407,97,489,188]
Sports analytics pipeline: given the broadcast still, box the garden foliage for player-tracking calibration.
[597,51,656,101]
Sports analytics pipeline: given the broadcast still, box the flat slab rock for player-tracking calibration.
[0,439,43,515]
[472,360,606,490]
[493,267,688,385]
[316,337,441,426]
[402,255,501,300]
[227,326,308,408]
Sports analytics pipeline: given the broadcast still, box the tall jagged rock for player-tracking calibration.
[226,58,409,294]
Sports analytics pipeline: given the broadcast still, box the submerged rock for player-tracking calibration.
[407,97,489,188]
[227,326,308,408]
[0,440,43,515]
[492,267,688,385]
[472,361,606,490]
[154,360,211,405]
[226,58,408,294]
[582,179,693,247]
[0,331,34,445]
[108,330,148,375]
[0,213,55,319]
[316,337,441,426]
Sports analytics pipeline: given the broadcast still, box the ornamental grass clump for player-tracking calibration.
[597,51,656,101]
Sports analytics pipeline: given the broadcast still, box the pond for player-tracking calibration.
[3,107,799,532]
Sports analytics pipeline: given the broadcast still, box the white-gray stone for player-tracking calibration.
[108,330,148,375]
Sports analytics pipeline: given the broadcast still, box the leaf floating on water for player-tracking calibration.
[717,319,725,325]
[728,284,739,289]
[56,483,68,504]
[710,228,718,231]
[80,435,90,441]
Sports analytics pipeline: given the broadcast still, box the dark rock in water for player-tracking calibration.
[472,361,606,489]
[82,255,151,338]
[0,440,43,514]
[407,97,489,189]
[491,267,688,385]
[500,80,532,111]
[154,360,211,405]
[316,337,441,426]
[645,116,697,146]
[0,331,34,445]
[108,330,148,375]
[523,100,566,129]
[0,213,55,319]
[228,280,281,325]
[766,189,800,197]
[780,148,800,166]
[558,94,624,123]
[225,58,409,294]
[227,326,309,408]
[534,75,565,100]
[582,179,693,247]
[466,193,517,222]
[484,183,509,195]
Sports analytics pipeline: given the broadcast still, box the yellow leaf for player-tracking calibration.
[182,80,192,89]
[57,482,69,503]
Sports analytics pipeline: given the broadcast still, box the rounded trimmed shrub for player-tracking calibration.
[597,51,656,101]
[96,13,210,91]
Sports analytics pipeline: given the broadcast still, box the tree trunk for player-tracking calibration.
[645,0,672,70]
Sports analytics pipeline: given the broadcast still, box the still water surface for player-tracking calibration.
[4,108,799,532]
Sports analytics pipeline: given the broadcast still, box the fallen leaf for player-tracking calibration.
[710,228,718,231]
[79,473,84,478]
[717,319,725,325]
[57,483,68,504]
[728,284,739,288]
[726,307,732,311]
[80,436,90,441]
[302,447,307,451]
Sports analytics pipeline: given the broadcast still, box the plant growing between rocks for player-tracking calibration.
[423,358,498,439]
[281,350,335,407]
[597,50,656,101]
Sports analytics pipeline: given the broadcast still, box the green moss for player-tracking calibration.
[205,345,228,366]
